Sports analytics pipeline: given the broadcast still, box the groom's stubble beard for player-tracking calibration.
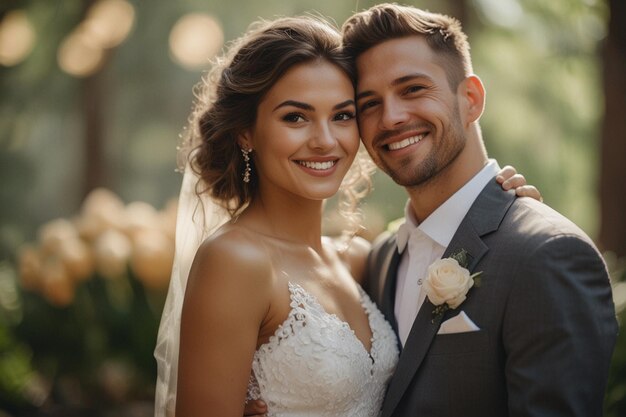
[368,102,467,189]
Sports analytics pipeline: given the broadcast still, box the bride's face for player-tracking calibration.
[240,60,359,201]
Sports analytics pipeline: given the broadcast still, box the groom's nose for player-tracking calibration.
[380,98,411,130]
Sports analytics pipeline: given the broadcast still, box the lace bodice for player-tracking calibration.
[246,282,399,417]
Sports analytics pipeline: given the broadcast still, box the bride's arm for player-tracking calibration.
[177,231,272,417]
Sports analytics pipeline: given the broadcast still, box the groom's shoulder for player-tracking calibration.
[501,196,597,250]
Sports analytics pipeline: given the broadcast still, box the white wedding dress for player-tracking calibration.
[246,282,399,417]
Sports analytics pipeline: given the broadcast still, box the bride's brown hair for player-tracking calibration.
[182,16,373,231]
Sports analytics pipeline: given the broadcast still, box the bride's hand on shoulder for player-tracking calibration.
[496,165,543,202]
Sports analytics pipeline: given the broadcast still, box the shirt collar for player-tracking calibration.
[396,200,418,252]
[396,159,501,252]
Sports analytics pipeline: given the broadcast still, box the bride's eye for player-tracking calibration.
[283,113,306,123]
[333,111,355,121]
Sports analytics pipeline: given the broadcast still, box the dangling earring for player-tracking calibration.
[241,147,252,183]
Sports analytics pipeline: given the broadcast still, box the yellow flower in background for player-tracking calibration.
[94,229,132,280]
[39,256,74,307]
[131,229,174,290]
[17,244,42,291]
[57,237,94,283]
[159,198,178,241]
[75,188,127,240]
[38,219,78,255]
[16,188,177,306]
[123,201,160,239]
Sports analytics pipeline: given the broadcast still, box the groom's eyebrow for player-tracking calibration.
[356,90,374,101]
[392,73,432,86]
[356,73,434,101]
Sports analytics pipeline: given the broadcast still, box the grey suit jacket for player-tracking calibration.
[366,179,618,417]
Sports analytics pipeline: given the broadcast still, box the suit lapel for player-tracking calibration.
[379,241,401,334]
[380,180,516,417]
[380,294,445,417]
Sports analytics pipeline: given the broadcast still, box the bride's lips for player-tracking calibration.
[294,158,340,176]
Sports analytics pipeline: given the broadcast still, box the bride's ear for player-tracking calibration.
[237,130,253,151]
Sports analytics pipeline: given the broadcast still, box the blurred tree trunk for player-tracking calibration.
[83,72,106,197]
[599,0,626,257]
[81,0,107,198]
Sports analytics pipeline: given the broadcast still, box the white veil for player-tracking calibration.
[153,161,229,417]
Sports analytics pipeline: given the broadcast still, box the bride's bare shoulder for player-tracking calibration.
[189,223,273,293]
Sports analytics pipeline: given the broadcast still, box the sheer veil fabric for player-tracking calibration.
[153,163,229,417]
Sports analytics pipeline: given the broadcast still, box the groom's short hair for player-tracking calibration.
[342,3,473,90]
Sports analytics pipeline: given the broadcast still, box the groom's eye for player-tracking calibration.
[404,85,425,95]
[359,100,379,113]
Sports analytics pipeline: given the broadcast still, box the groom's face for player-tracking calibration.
[355,36,467,188]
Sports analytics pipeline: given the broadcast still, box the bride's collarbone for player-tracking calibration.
[228,227,371,346]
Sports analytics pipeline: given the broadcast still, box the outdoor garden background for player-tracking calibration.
[1,0,625,416]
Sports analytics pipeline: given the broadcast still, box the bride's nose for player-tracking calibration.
[307,122,337,151]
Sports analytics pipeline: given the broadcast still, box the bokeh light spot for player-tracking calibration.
[58,29,106,77]
[169,13,224,70]
[0,10,36,67]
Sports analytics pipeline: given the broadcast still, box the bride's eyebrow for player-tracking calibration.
[333,99,356,110]
[272,99,355,112]
[273,100,314,112]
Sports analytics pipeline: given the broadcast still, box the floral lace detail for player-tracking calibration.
[246,282,399,417]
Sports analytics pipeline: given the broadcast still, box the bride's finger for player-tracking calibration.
[495,165,517,183]
[514,185,543,202]
[500,173,526,191]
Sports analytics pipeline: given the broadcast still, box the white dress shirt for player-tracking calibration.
[394,160,501,346]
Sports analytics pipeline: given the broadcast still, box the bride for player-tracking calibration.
[154,16,538,417]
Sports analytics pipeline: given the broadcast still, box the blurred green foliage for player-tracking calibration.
[0,263,165,414]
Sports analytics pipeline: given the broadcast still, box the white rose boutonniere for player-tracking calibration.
[423,249,482,322]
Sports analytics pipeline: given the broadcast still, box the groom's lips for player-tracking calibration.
[379,131,429,153]
[385,133,426,151]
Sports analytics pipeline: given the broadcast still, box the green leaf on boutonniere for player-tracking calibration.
[451,249,483,287]
[450,249,471,268]
[471,271,483,288]
[431,303,450,323]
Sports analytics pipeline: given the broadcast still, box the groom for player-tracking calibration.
[342,3,617,417]
[244,3,617,417]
